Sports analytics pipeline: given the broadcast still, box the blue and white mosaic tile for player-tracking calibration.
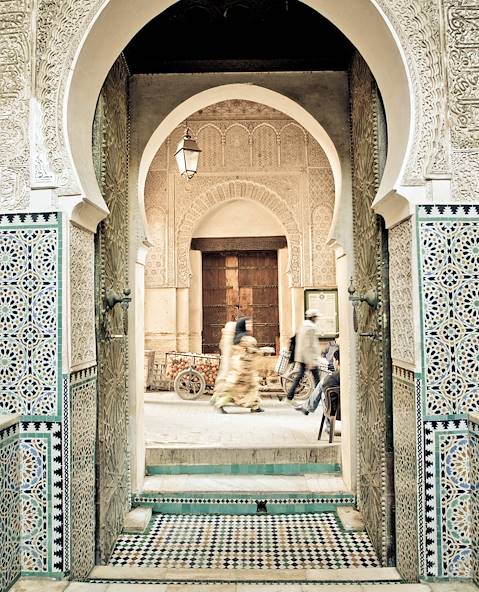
[417,205,479,579]
[0,421,21,591]
[0,213,62,420]
[418,206,479,420]
[0,213,67,578]
[20,421,64,575]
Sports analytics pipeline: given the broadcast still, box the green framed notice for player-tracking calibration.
[304,289,338,338]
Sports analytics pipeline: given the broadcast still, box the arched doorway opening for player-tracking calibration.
[65,0,418,584]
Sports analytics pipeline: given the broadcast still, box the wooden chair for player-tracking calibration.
[318,386,341,443]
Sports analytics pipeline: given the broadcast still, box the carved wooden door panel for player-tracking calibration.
[202,251,279,352]
[202,253,229,353]
[238,251,279,349]
[350,53,394,565]
[92,58,130,564]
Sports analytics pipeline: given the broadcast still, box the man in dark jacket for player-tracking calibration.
[295,349,340,415]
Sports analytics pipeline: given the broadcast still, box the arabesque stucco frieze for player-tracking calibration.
[1,0,477,213]
[443,0,479,202]
[376,0,450,183]
[174,179,303,288]
[0,0,32,212]
[35,0,107,195]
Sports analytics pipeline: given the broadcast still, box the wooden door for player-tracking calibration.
[202,250,279,353]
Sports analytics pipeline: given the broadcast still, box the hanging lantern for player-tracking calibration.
[174,127,201,180]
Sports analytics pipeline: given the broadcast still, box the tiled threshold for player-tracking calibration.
[133,493,355,515]
[89,566,402,583]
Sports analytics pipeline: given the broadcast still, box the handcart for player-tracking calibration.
[275,348,329,401]
[165,351,221,400]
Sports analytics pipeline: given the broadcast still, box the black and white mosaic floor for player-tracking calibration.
[109,512,380,570]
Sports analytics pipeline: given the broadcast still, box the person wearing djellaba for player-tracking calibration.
[210,318,237,407]
[213,317,265,413]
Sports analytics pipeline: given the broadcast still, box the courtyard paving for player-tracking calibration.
[144,392,338,449]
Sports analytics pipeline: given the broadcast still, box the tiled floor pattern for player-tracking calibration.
[109,513,379,570]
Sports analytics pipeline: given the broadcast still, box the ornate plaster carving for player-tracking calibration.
[70,224,96,370]
[191,99,288,120]
[375,0,450,182]
[443,1,479,201]
[443,1,479,151]
[389,218,415,365]
[451,151,479,202]
[175,179,302,288]
[0,0,32,211]
[36,0,105,193]
[144,101,336,289]
[392,366,419,581]
[70,367,97,578]
[311,204,335,287]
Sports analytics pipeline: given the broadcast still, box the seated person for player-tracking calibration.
[295,349,340,415]
[321,334,339,371]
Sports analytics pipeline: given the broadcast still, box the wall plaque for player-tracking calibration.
[304,289,338,338]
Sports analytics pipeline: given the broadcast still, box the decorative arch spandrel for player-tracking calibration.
[175,179,303,288]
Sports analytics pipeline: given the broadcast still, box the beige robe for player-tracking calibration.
[214,335,262,410]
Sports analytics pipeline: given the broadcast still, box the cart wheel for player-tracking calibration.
[281,371,314,401]
[174,369,206,400]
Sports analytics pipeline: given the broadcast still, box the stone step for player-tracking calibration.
[145,445,341,472]
[142,473,348,493]
[12,578,471,591]
[89,565,403,584]
[123,506,152,534]
[135,473,354,514]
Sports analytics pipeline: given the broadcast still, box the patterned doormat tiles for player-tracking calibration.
[109,512,380,570]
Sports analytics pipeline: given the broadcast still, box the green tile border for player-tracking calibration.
[146,462,341,476]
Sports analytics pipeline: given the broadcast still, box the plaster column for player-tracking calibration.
[278,248,292,349]
[129,245,147,493]
[291,287,305,334]
[189,250,203,352]
[335,250,357,493]
[144,287,178,352]
[176,287,190,351]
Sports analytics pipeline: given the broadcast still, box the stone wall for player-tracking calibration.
[144,99,337,350]
[0,417,20,592]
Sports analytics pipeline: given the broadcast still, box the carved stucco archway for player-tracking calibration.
[57,0,421,233]
[139,85,342,256]
[176,180,302,288]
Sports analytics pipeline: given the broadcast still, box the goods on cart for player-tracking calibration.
[163,352,220,400]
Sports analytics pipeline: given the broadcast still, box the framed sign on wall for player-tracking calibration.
[304,289,338,338]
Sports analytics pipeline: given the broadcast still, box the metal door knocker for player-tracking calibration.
[100,287,131,341]
[348,277,379,338]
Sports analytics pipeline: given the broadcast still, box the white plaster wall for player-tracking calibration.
[335,251,357,492]
[189,250,202,352]
[193,200,285,238]
[144,287,177,352]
